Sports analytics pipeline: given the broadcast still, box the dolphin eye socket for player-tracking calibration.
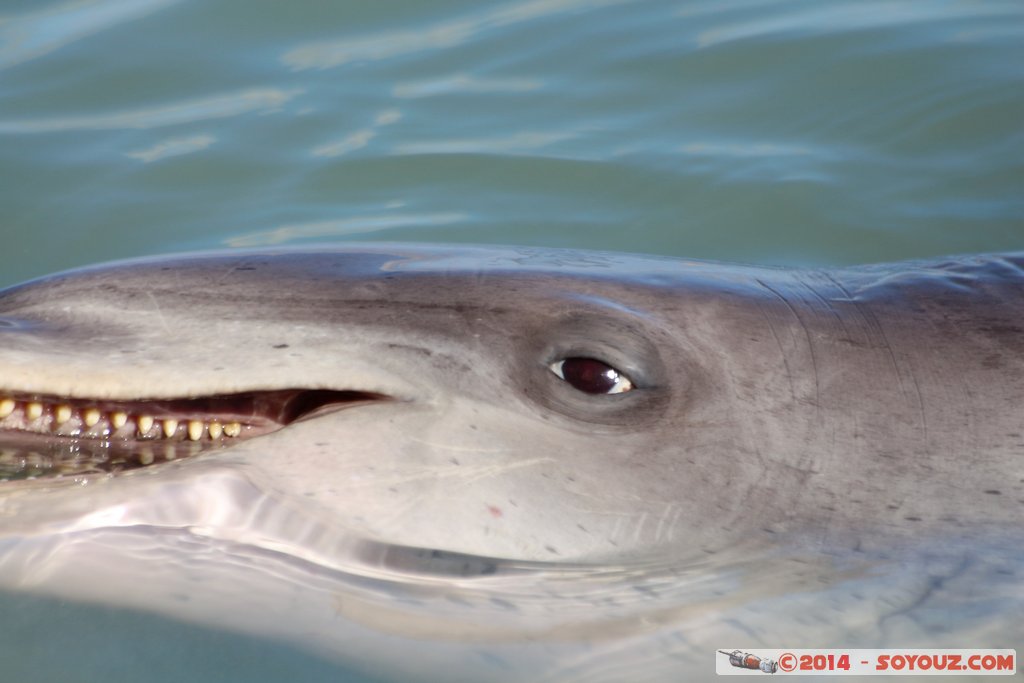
[549,357,634,395]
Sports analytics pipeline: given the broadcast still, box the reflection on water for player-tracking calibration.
[126,134,216,163]
[0,0,179,70]
[0,88,300,133]
[312,109,402,158]
[226,211,469,247]
[281,0,630,70]
[1,485,1019,683]
[392,74,543,99]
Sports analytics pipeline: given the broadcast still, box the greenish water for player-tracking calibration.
[1,0,1022,292]
[0,1,1022,681]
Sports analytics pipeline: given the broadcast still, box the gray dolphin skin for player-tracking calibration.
[0,244,1021,682]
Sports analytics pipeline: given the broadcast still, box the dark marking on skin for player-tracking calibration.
[984,490,1002,495]
[449,457,460,466]
[544,545,559,555]
[384,343,433,356]
[904,516,922,522]
[981,353,1004,369]
[490,597,516,610]
[272,343,289,349]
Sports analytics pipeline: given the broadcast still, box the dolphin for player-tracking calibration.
[0,244,1020,682]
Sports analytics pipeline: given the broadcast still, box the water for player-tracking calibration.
[1,0,1022,292]
[0,0,1022,681]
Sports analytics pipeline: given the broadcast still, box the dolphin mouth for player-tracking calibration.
[0,389,384,480]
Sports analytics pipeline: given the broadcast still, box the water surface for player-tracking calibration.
[1,0,1021,289]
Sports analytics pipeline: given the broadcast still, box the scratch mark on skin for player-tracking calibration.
[825,272,908,397]
[804,274,848,331]
[653,502,682,544]
[145,291,171,334]
[631,511,649,545]
[757,279,821,418]
[757,302,797,403]
[824,273,928,444]
[215,264,252,286]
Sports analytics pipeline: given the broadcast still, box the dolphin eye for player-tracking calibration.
[549,357,634,395]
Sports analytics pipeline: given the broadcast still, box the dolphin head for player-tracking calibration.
[0,245,1019,566]
[0,244,808,563]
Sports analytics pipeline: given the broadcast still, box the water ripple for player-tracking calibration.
[225,212,470,248]
[282,0,629,70]
[693,0,1022,49]
[125,134,216,162]
[0,88,301,133]
[0,0,179,71]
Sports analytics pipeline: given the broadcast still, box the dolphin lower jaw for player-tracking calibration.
[0,388,386,480]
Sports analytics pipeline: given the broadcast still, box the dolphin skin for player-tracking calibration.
[0,244,1020,682]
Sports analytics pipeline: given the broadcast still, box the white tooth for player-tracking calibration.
[111,412,128,429]
[138,450,154,466]
[208,422,223,439]
[162,419,178,438]
[54,405,73,424]
[137,415,154,435]
[0,399,15,418]
[187,420,204,441]
[83,408,101,427]
[223,422,241,438]
[26,402,43,420]
[164,445,177,461]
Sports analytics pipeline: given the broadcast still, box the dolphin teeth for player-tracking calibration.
[110,411,128,429]
[187,420,204,441]
[83,408,101,428]
[208,421,223,439]
[138,449,155,466]
[137,415,154,436]
[26,402,43,421]
[162,419,179,438]
[223,422,241,438]
[54,405,73,425]
[0,399,14,418]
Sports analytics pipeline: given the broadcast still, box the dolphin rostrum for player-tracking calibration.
[0,245,1020,681]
